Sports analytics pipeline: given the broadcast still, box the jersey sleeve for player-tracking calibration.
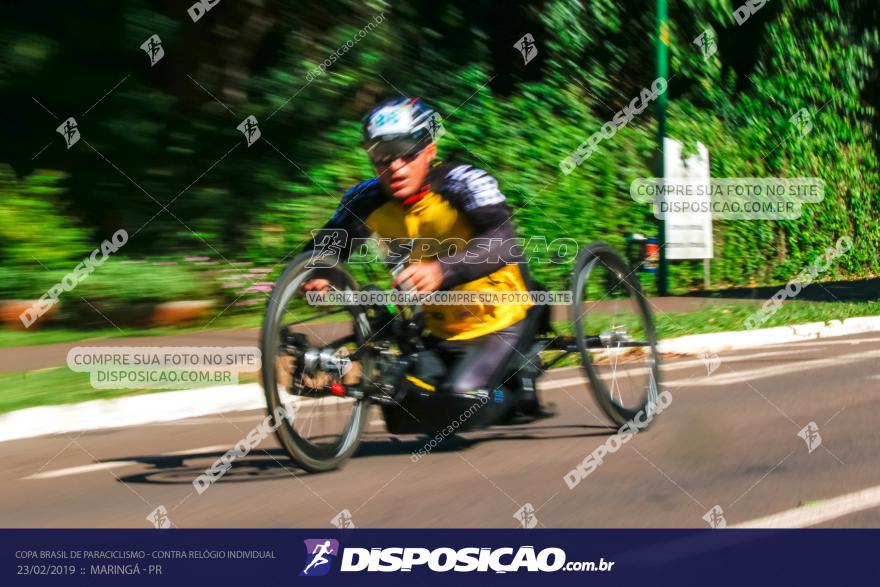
[435,165,524,289]
[302,178,381,260]
[440,164,507,211]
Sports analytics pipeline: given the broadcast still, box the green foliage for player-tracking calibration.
[0,267,66,300]
[1,0,877,302]
[73,260,214,306]
[0,165,89,269]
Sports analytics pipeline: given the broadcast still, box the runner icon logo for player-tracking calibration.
[300,539,340,577]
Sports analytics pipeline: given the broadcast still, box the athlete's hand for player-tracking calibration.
[395,261,443,293]
[302,278,332,295]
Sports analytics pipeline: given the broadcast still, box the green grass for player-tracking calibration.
[0,306,352,348]
[553,300,880,340]
[0,368,159,414]
[653,300,880,339]
[0,312,264,348]
[0,368,260,414]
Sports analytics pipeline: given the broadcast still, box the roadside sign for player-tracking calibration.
[663,138,713,260]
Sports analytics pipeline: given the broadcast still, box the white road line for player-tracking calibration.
[151,397,353,426]
[25,461,136,480]
[673,349,880,386]
[164,444,231,456]
[153,415,265,426]
[539,377,588,390]
[23,445,232,480]
[541,347,880,392]
[733,484,880,528]
[762,336,880,348]
[617,484,880,563]
[537,346,840,391]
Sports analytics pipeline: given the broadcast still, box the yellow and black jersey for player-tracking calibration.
[314,162,532,340]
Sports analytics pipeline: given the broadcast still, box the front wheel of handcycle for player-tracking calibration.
[571,243,661,427]
[260,252,376,472]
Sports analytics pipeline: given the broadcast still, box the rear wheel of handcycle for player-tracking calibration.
[570,243,661,427]
[260,252,378,472]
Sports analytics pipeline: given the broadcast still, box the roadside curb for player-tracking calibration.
[2,314,879,443]
[657,315,880,355]
[0,383,264,444]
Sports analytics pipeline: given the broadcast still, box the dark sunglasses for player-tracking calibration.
[365,139,425,166]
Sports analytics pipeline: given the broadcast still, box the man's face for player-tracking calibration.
[372,142,436,199]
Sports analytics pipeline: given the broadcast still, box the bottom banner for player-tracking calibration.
[3,529,876,585]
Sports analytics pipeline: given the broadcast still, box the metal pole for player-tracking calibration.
[656,0,669,296]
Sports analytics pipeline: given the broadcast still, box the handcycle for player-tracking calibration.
[259,242,661,472]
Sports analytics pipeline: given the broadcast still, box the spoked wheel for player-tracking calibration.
[260,252,379,472]
[571,243,660,426]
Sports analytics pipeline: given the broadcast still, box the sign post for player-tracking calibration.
[656,0,670,295]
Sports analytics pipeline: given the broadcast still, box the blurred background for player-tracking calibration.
[0,0,877,334]
[2,2,880,531]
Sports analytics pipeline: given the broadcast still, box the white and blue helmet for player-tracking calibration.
[363,97,440,153]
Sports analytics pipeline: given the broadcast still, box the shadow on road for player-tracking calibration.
[115,448,306,485]
[114,422,616,486]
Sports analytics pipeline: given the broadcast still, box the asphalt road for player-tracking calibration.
[1,331,878,528]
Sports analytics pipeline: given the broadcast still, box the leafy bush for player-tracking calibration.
[0,266,66,300]
[1,0,877,297]
[46,260,217,327]
[0,165,90,270]
[73,260,215,305]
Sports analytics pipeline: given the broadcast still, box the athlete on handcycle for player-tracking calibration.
[301,97,552,422]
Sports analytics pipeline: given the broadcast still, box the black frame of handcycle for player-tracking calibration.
[279,281,648,404]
